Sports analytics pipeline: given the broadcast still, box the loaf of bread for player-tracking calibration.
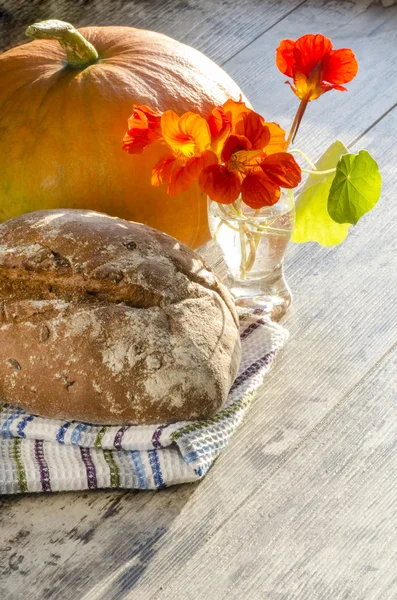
[0,209,241,425]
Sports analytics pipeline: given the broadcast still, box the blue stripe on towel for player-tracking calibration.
[1,409,24,438]
[130,450,148,489]
[17,414,34,438]
[71,423,88,445]
[56,422,72,444]
[148,449,166,489]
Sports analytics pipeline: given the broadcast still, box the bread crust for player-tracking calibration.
[0,209,241,424]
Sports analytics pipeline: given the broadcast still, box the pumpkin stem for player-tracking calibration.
[26,20,98,68]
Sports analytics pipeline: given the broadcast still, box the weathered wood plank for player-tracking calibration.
[151,340,397,600]
[0,0,305,64]
[1,2,396,600]
[0,487,198,600]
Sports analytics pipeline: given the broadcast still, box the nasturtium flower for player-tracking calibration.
[199,105,301,207]
[151,110,217,196]
[200,109,270,205]
[123,105,162,154]
[200,150,301,208]
[276,33,358,101]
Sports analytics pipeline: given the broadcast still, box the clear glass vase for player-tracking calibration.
[207,190,295,320]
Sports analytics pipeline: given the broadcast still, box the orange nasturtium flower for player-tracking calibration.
[151,110,217,196]
[123,100,301,208]
[123,105,162,154]
[199,100,301,208]
[276,33,358,101]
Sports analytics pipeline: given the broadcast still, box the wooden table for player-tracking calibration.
[1,1,396,598]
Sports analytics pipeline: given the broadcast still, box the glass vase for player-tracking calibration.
[207,190,295,320]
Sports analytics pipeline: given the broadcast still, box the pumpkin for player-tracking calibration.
[0,20,247,248]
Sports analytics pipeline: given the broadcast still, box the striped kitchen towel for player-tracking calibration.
[0,310,288,494]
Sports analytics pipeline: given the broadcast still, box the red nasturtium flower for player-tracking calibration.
[276,33,358,101]
[151,110,217,196]
[199,100,301,208]
[123,105,162,154]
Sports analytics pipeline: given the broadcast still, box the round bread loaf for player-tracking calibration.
[0,209,241,425]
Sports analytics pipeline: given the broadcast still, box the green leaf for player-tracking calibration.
[327,150,382,225]
[292,140,351,246]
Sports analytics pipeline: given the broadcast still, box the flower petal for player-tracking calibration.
[235,111,270,150]
[285,79,300,99]
[160,110,184,149]
[292,71,313,100]
[123,130,154,154]
[263,122,287,154]
[151,154,175,186]
[179,112,212,153]
[184,150,219,181]
[211,122,232,158]
[208,106,229,138]
[127,105,162,131]
[293,34,333,78]
[241,171,280,208]
[221,134,252,163]
[222,99,253,130]
[167,165,193,196]
[276,39,295,78]
[322,48,358,85]
[260,152,301,188]
[166,151,218,197]
[208,107,232,157]
[161,110,211,156]
[199,164,241,204]
[123,104,162,154]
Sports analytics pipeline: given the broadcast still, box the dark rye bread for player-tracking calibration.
[0,209,241,425]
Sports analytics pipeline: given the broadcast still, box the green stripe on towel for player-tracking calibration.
[13,438,28,493]
[94,426,108,449]
[103,450,120,488]
[170,392,254,441]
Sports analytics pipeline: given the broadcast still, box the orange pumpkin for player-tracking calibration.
[0,20,247,248]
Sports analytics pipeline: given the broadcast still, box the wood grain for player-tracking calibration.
[152,335,397,600]
[0,0,305,63]
[1,1,397,599]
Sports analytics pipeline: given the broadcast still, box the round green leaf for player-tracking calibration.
[327,150,382,225]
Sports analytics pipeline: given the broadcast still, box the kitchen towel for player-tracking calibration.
[0,309,288,494]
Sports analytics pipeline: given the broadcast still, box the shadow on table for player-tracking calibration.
[0,482,199,599]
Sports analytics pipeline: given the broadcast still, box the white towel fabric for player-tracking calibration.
[0,310,288,494]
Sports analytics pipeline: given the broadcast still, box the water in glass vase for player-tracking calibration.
[207,191,295,320]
